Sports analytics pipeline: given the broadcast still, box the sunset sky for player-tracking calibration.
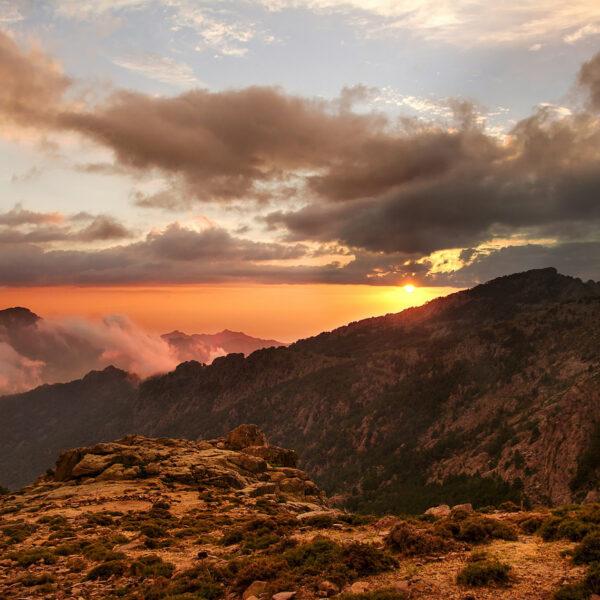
[1,1,600,340]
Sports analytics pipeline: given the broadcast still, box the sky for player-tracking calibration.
[1,0,600,343]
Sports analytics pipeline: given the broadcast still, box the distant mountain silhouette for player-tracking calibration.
[162,329,287,363]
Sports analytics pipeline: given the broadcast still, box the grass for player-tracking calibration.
[336,588,408,600]
[85,559,128,581]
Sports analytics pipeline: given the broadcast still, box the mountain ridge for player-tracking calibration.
[2,268,600,515]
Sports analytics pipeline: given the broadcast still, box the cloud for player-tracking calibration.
[578,52,600,112]
[0,205,133,245]
[0,30,71,127]
[113,54,202,87]
[0,312,179,394]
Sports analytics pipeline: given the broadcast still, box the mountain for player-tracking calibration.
[0,425,595,600]
[162,328,288,363]
[2,268,600,515]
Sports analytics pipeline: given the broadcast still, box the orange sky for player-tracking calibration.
[0,284,460,342]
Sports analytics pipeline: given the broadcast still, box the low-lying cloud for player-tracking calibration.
[0,311,180,395]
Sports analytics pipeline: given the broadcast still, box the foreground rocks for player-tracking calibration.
[0,425,597,600]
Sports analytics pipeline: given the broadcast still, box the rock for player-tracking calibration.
[297,510,341,522]
[424,504,451,518]
[71,454,115,478]
[225,425,268,451]
[318,580,339,596]
[279,477,309,494]
[243,446,298,468]
[272,593,296,600]
[229,453,268,474]
[197,441,214,450]
[96,463,126,481]
[590,595,600,600]
[197,550,208,559]
[393,582,409,593]
[451,503,473,514]
[584,490,600,504]
[350,582,369,594]
[247,483,277,497]
[54,448,85,481]
[243,581,268,600]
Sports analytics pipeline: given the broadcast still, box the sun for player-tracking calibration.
[404,284,415,293]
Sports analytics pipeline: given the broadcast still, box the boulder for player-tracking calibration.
[242,446,298,468]
[350,582,369,594]
[243,581,268,600]
[228,453,268,474]
[225,425,268,450]
[584,490,600,504]
[424,505,451,518]
[54,448,85,481]
[318,581,339,596]
[451,503,473,514]
[272,593,296,600]
[71,454,115,478]
[247,483,277,497]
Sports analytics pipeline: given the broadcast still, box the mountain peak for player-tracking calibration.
[0,306,40,329]
[467,267,600,304]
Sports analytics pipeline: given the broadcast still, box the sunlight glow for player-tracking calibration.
[404,284,416,293]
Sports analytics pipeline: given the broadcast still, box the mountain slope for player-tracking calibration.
[2,268,600,513]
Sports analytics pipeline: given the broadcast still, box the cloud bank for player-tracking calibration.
[1,31,600,287]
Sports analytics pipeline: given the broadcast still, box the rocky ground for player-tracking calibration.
[0,425,598,600]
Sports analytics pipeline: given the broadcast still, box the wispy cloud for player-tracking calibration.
[113,54,202,87]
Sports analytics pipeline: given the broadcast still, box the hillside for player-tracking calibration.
[2,268,600,514]
[1,426,599,600]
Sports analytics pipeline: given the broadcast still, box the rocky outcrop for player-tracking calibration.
[44,426,327,507]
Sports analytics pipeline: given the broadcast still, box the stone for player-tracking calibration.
[424,504,451,518]
[54,448,85,481]
[243,581,268,600]
[225,425,268,451]
[71,454,115,478]
[318,581,339,596]
[350,582,369,594]
[451,503,473,514]
[297,510,341,522]
[242,445,298,468]
[279,477,307,494]
[247,483,277,497]
[229,453,268,474]
[584,490,600,504]
[272,593,296,600]
[96,463,126,481]
[393,582,409,593]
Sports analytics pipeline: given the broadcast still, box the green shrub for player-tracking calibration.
[85,560,128,581]
[336,588,408,600]
[304,514,336,528]
[9,547,57,567]
[1,521,38,544]
[553,583,590,600]
[130,554,175,578]
[539,516,563,541]
[574,533,600,564]
[558,520,595,542]
[18,573,56,587]
[518,515,544,534]
[457,517,518,543]
[386,522,456,556]
[499,501,521,513]
[66,557,86,572]
[339,514,377,526]
[456,555,511,586]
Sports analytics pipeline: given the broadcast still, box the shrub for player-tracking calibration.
[499,501,520,513]
[539,516,563,541]
[141,523,168,538]
[2,521,38,544]
[130,554,175,578]
[558,520,595,542]
[66,557,86,572]
[456,555,511,586]
[336,588,408,600]
[18,573,56,587]
[553,583,590,600]
[82,540,125,562]
[85,560,128,581]
[339,514,377,526]
[386,522,456,556]
[342,542,397,577]
[9,547,57,567]
[85,512,114,527]
[574,533,600,565]
[518,515,544,534]
[304,514,336,528]
[457,517,518,543]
